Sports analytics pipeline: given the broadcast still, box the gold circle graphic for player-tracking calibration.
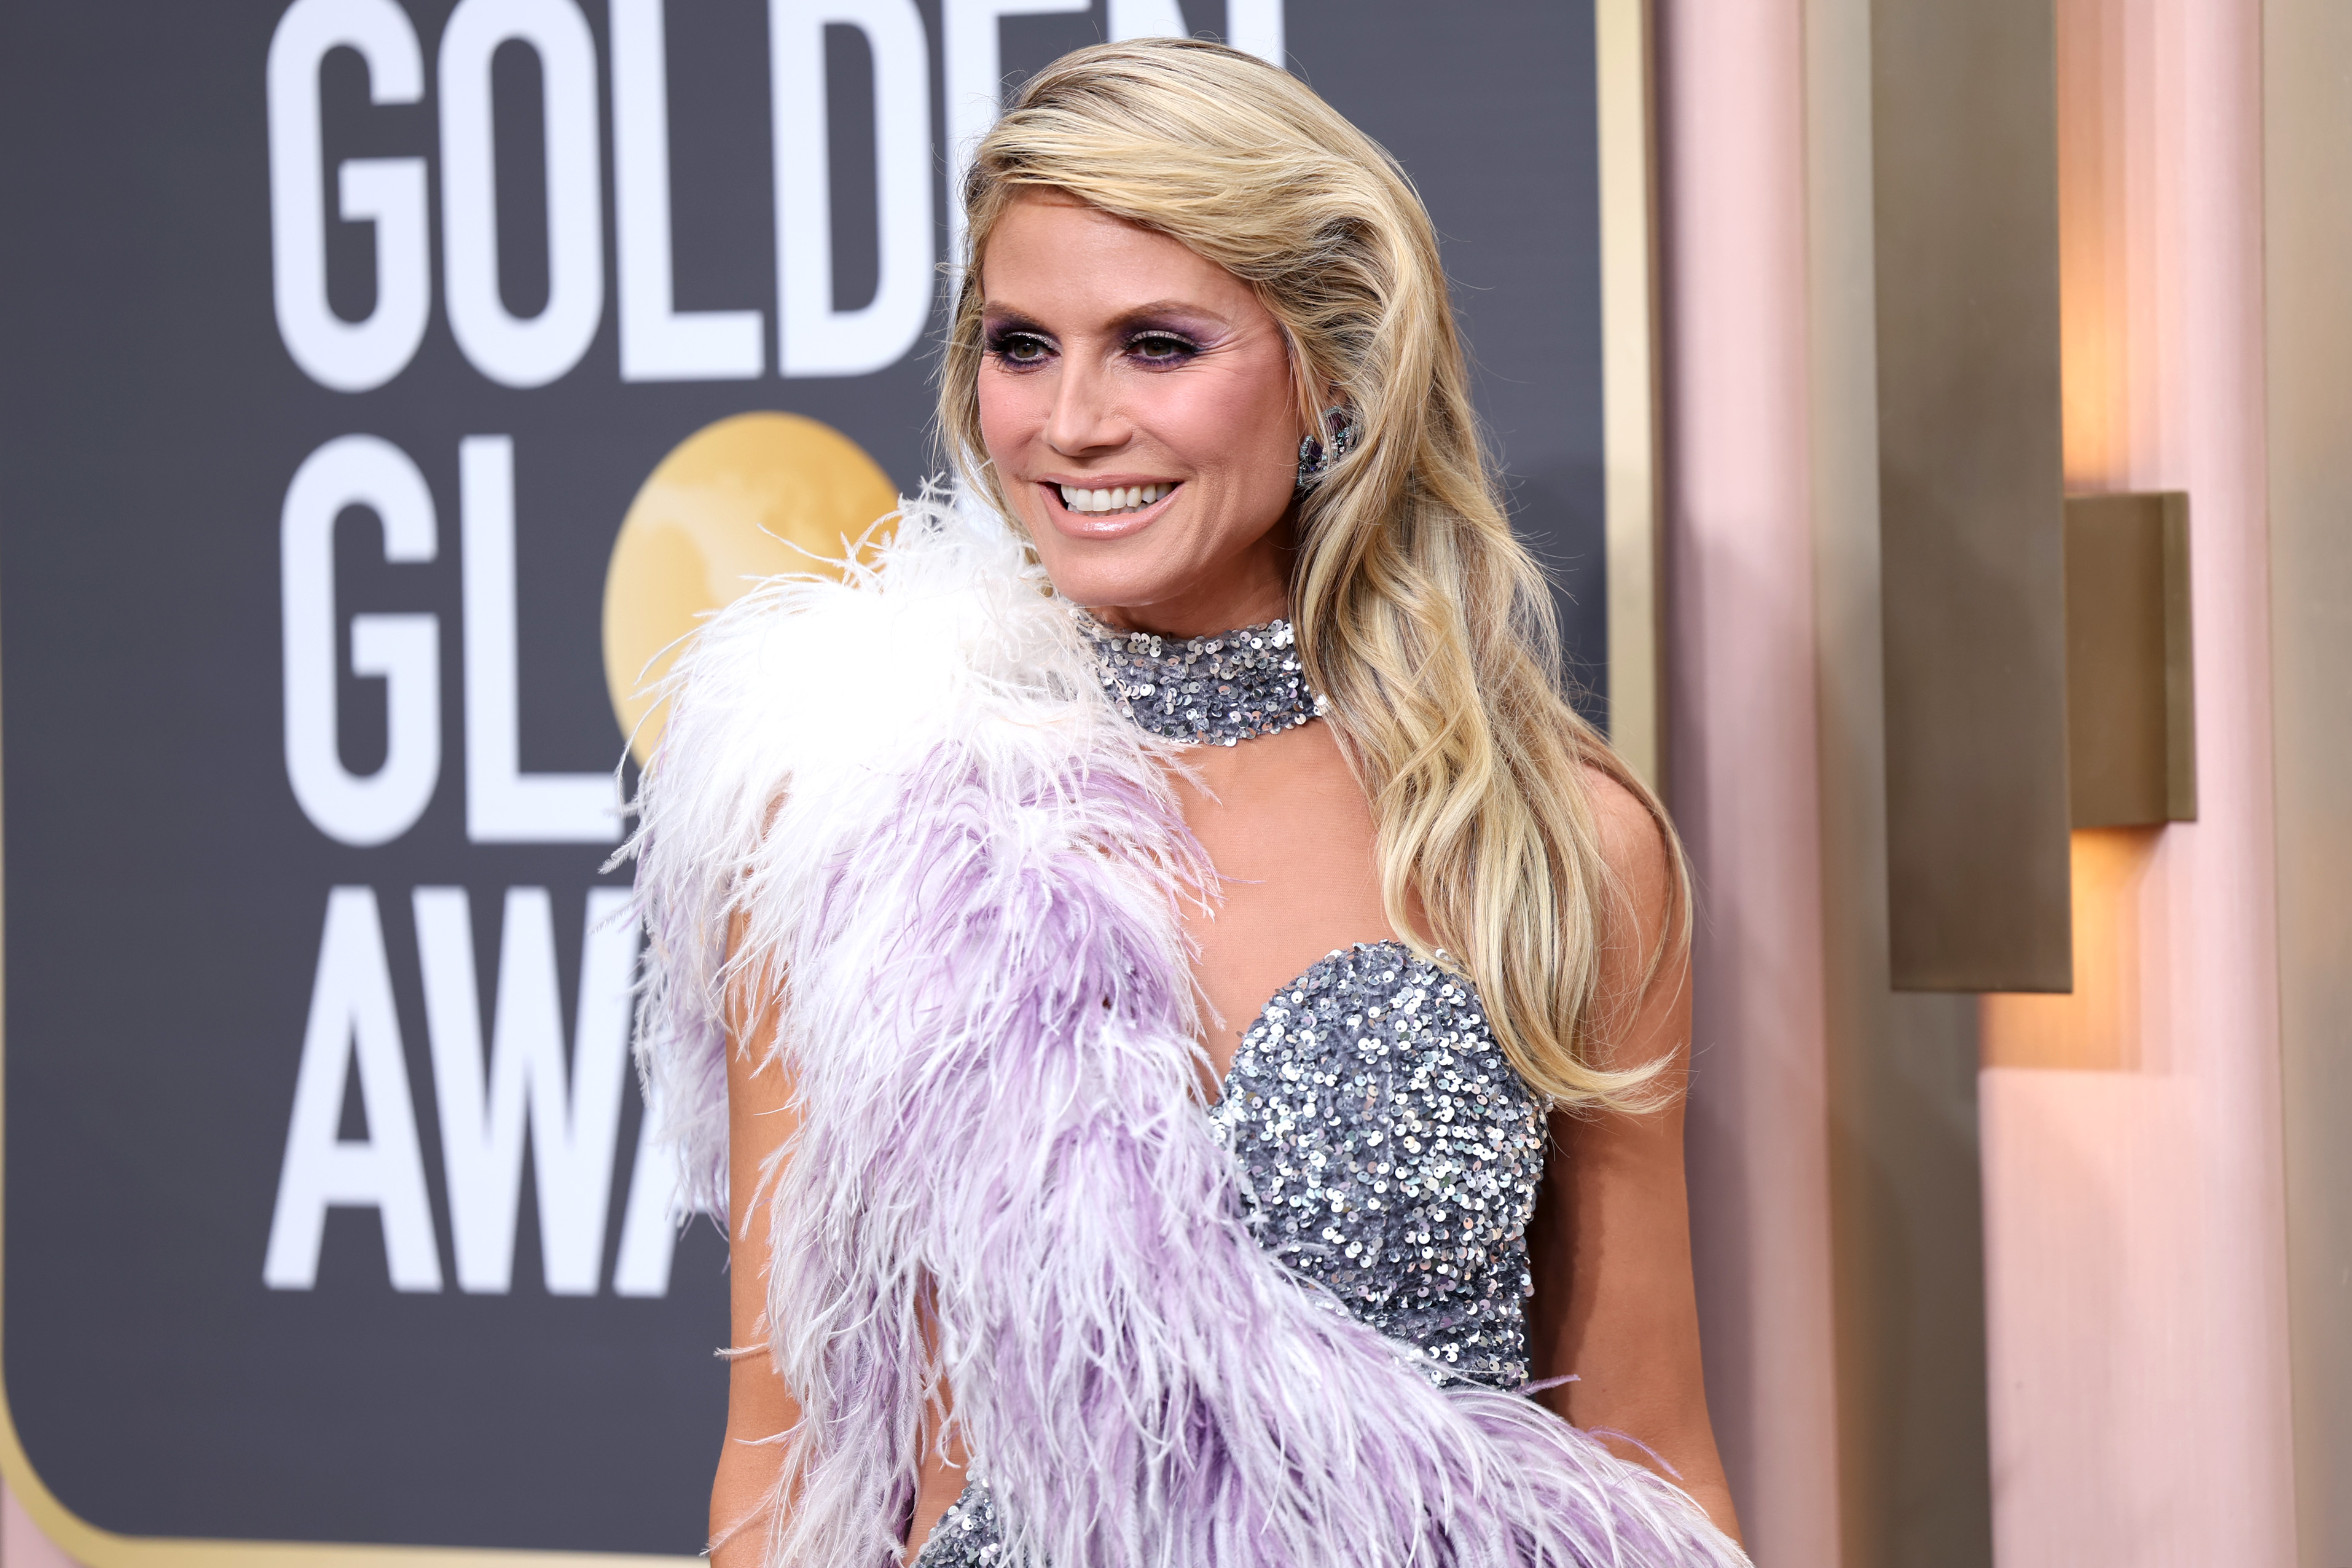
[602,411,900,764]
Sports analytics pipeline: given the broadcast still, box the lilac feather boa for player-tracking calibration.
[622,498,1750,1567]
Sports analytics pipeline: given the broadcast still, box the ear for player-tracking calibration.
[1278,334,1336,449]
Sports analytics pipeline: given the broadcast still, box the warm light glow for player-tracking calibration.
[1981,827,2160,1070]
[2056,0,2158,490]
[2009,0,2181,1070]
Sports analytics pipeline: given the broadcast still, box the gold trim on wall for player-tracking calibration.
[1598,0,1665,794]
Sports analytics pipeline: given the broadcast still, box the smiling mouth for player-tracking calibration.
[1056,482,1175,516]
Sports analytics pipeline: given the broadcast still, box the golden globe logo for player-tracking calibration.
[603,411,900,764]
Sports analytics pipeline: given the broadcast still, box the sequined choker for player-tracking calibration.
[1076,610,1328,747]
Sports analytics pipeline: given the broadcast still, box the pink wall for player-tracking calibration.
[1656,2,1844,1561]
[2,1483,77,1568]
[1975,0,2297,1561]
[1659,1,2300,1562]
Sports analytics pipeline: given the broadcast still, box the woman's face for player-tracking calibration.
[976,190,1306,635]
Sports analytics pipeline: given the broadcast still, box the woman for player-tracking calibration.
[629,38,1746,1568]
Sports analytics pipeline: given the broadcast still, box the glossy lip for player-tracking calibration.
[1037,477,1183,541]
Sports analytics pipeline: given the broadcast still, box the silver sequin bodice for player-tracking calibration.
[914,941,1548,1566]
[1210,941,1547,1384]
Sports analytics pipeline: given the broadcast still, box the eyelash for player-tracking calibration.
[1126,331,1200,364]
[987,329,1053,367]
[983,329,1203,370]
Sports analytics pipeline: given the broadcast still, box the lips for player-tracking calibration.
[1037,479,1180,540]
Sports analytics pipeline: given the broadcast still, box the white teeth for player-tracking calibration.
[1057,482,1172,515]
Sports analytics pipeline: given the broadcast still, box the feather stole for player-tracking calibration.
[623,497,1750,1567]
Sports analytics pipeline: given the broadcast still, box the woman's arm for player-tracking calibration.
[709,936,802,1567]
[1526,770,1741,1541]
[705,926,968,1566]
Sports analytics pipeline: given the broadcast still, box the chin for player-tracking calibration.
[1018,499,1290,631]
[1019,534,1160,611]
[1037,563,1176,617]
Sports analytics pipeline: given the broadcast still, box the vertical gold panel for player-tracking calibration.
[1597,0,1663,794]
[1872,0,2074,992]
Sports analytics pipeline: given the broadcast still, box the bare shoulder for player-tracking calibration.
[1577,763,1688,1073]
[1580,762,1673,913]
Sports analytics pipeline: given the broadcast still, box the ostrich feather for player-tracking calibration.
[621,495,1750,1567]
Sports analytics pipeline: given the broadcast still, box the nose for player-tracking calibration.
[1043,354,1129,457]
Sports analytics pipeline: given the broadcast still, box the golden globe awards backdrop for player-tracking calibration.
[0,0,1647,1558]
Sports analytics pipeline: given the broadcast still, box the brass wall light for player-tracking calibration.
[2064,492,2195,827]
[1874,0,2074,992]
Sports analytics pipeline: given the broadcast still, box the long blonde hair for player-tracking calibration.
[939,39,1687,1109]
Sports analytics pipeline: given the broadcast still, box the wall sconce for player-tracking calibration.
[1870,4,2193,989]
[2065,492,2195,827]
[1873,0,2074,992]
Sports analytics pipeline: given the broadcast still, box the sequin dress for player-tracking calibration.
[911,619,1550,1568]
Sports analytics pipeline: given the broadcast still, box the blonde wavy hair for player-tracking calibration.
[939,39,1688,1110]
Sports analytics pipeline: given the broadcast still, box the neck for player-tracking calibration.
[1086,519,1294,638]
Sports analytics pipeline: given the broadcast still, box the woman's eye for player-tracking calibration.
[990,332,1053,366]
[1128,332,1197,364]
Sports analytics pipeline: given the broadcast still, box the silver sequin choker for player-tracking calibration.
[1076,610,1328,747]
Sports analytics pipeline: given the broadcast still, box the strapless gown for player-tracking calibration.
[912,939,1548,1566]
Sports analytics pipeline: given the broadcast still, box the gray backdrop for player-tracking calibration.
[0,0,1601,1551]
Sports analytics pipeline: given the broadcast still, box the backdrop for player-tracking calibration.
[0,0,1607,1554]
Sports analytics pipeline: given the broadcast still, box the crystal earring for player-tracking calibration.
[1295,407,1360,491]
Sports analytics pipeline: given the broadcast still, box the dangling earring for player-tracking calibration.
[1295,406,1359,492]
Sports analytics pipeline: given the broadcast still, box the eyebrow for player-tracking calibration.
[979,299,1236,334]
[979,304,1049,333]
[1107,300,1234,329]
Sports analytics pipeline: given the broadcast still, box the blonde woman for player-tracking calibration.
[629,37,1746,1568]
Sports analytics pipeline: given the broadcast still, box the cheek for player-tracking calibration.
[975,369,1043,468]
[1159,369,1299,488]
